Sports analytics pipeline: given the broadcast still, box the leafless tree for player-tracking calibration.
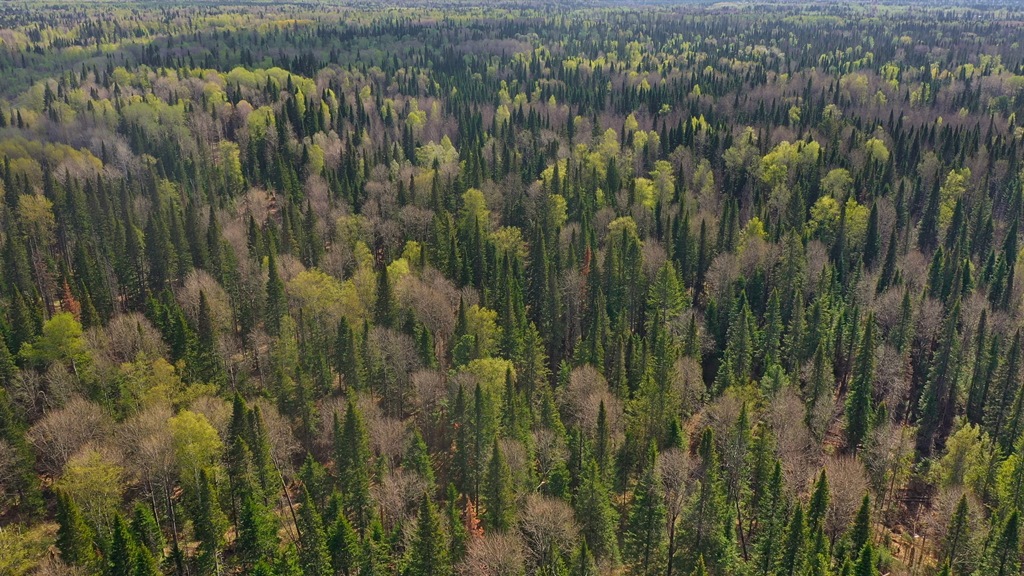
[658,446,694,575]
[87,312,166,371]
[561,365,622,442]
[117,404,176,519]
[518,494,578,570]
[459,531,527,576]
[0,440,16,500]
[252,398,301,476]
[863,422,914,520]
[178,270,233,335]
[821,455,869,543]
[28,397,109,475]
[769,388,821,496]
[373,468,425,532]
[189,395,232,440]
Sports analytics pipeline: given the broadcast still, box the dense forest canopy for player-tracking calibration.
[4,2,1024,575]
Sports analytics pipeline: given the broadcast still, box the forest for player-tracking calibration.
[2,2,1024,575]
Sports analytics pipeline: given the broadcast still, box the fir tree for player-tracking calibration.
[406,496,451,576]
[623,444,667,576]
[483,438,515,531]
[192,469,227,576]
[56,492,96,567]
[237,489,278,569]
[330,510,361,576]
[680,428,734,574]
[575,458,619,564]
[334,401,373,531]
[130,502,164,561]
[265,248,286,336]
[778,503,805,576]
[297,489,333,576]
[848,494,871,560]
[846,317,876,451]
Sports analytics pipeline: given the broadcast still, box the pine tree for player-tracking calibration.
[406,496,451,576]
[849,494,871,559]
[192,469,227,576]
[297,489,333,576]
[330,510,361,576]
[980,511,1021,576]
[778,503,805,576]
[483,438,514,531]
[237,489,279,569]
[265,248,286,336]
[623,444,666,576]
[130,502,164,561]
[334,401,373,531]
[575,458,619,564]
[681,428,733,574]
[846,317,875,451]
[56,492,96,567]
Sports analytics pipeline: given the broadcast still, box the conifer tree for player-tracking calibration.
[681,428,733,574]
[942,494,973,574]
[330,510,361,576]
[297,489,332,576]
[919,176,941,253]
[483,438,515,531]
[778,503,805,576]
[916,304,960,455]
[237,489,278,569]
[265,248,286,336]
[849,494,871,560]
[623,444,667,576]
[405,427,436,491]
[846,317,876,451]
[374,263,394,327]
[193,470,227,576]
[575,458,619,564]
[334,401,373,531]
[854,542,877,576]
[571,539,597,576]
[56,492,96,567]
[108,513,136,576]
[876,229,899,293]
[753,461,785,576]
[406,496,451,576]
[806,470,830,535]
[130,502,164,562]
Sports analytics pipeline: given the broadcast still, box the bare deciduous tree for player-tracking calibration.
[28,397,108,475]
[821,455,869,542]
[769,388,820,496]
[459,531,527,576]
[518,494,578,571]
[561,365,622,441]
